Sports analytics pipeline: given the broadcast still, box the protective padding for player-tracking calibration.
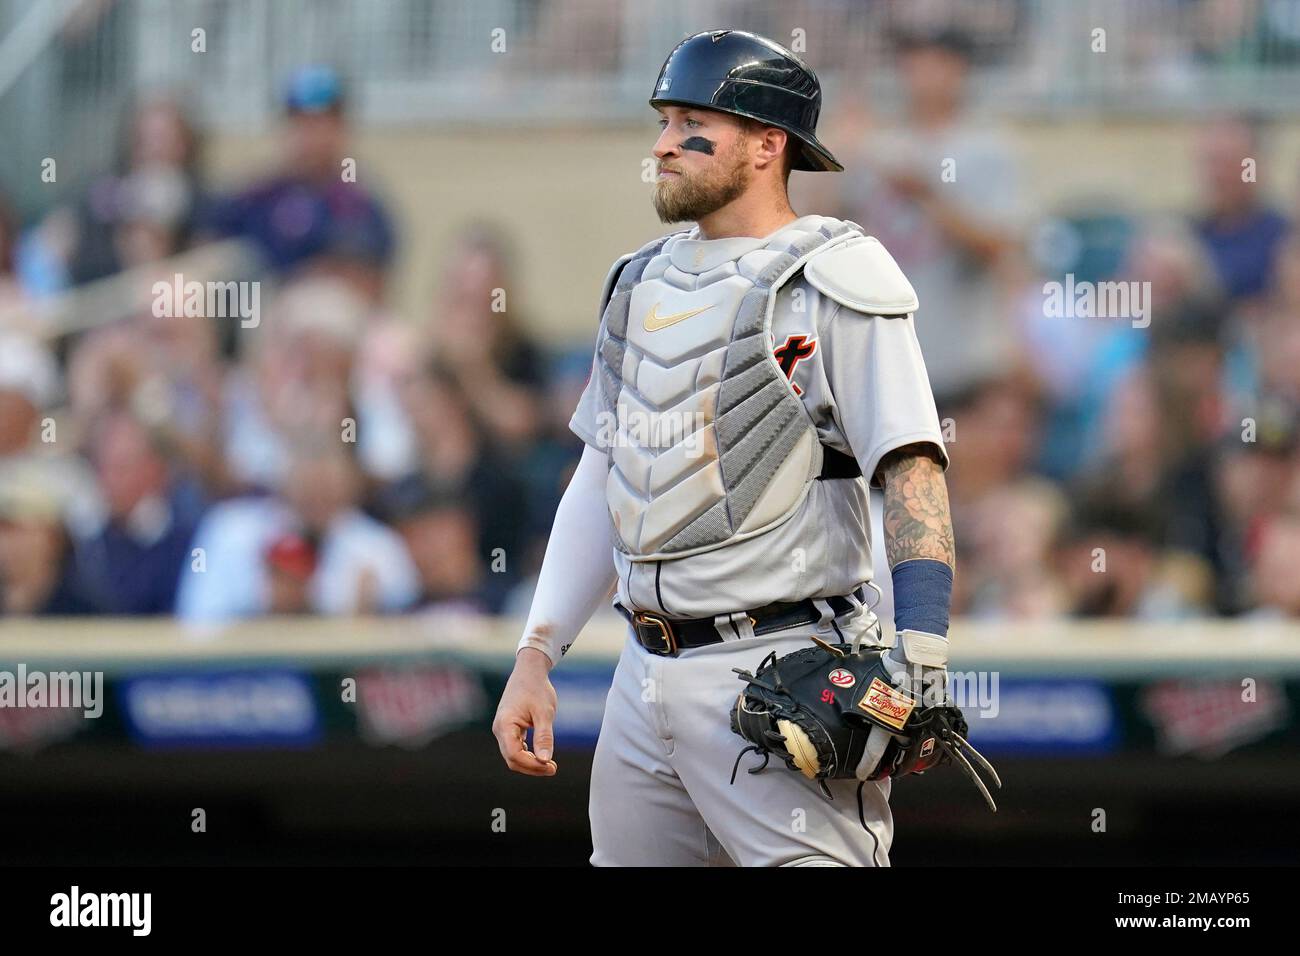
[595,216,865,559]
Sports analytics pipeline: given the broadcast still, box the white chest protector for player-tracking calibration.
[590,215,917,561]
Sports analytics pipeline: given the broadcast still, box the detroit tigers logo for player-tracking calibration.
[774,333,816,395]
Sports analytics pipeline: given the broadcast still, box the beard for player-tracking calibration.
[652,145,752,224]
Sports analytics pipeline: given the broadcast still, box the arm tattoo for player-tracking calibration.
[875,443,956,570]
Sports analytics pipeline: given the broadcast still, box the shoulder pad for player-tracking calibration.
[803,236,918,316]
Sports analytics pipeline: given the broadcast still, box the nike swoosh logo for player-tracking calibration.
[643,302,715,332]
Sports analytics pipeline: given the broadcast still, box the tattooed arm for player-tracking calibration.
[875,442,955,572]
[874,441,956,697]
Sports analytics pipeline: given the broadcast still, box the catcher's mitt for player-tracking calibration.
[729,637,1000,828]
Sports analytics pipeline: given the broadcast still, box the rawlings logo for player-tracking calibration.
[858,677,916,730]
[920,737,935,758]
[827,668,855,688]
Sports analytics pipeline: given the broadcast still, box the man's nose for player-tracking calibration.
[652,129,680,161]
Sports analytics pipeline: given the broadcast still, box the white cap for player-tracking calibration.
[0,333,60,409]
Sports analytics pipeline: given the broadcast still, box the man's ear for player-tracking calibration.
[756,125,790,172]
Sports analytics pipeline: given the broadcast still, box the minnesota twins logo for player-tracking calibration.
[774,333,816,395]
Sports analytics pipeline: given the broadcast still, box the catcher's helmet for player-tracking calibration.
[650,30,842,173]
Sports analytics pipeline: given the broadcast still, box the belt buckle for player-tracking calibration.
[633,611,677,655]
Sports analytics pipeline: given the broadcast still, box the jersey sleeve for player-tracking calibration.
[820,302,949,487]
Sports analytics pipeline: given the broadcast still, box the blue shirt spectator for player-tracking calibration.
[1193,117,1291,304]
[70,411,205,615]
[205,174,394,275]
[203,66,395,276]
[1195,206,1290,303]
[71,484,204,614]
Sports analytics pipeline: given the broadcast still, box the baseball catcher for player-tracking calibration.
[495,29,979,866]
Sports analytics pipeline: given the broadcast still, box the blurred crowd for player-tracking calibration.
[1,28,1299,625]
[526,0,1300,74]
[804,28,1300,619]
[0,66,585,623]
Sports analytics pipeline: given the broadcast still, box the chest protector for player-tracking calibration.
[592,215,869,560]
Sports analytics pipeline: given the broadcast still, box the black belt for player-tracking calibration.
[616,587,867,656]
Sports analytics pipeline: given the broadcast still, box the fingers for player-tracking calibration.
[532,707,555,763]
[493,708,558,777]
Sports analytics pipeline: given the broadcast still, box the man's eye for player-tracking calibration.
[686,119,700,127]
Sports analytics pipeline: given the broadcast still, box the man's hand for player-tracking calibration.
[883,631,950,707]
[493,647,559,776]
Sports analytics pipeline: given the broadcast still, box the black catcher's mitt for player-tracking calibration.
[729,637,1000,828]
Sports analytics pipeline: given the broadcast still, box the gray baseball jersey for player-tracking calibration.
[570,214,947,865]
[570,215,948,617]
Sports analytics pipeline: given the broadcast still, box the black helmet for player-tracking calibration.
[650,30,842,173]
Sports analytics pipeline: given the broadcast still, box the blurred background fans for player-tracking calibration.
[0,0,1298,865]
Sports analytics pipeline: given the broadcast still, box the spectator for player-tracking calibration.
[378,476,496,614]
[203,65,395,278]
[59,95,208,285]
[1025,215,1223,481]
[1251,513,1300,616]
[1211,403,1300,611]
[959,478,1071,619]
[820,26,1026,403]
[70,411,205,614]
[391,359,530,601]
[0,467,94,616]
[1144,306,1233,563]
[222,276,365,491]
[1193,117,1290,307]
[65,292,230,498]
[352,314,422,483]
[940,378,1040,514]
[427,224,548,450]
[1055,500,1213,618]
[0,333,102,537]
[176,440,418,623]
[514,347,598,569]
[1073,339,1227,580]
[222,274,422,488]
[264,532,318,615]
[0,334,59,459]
